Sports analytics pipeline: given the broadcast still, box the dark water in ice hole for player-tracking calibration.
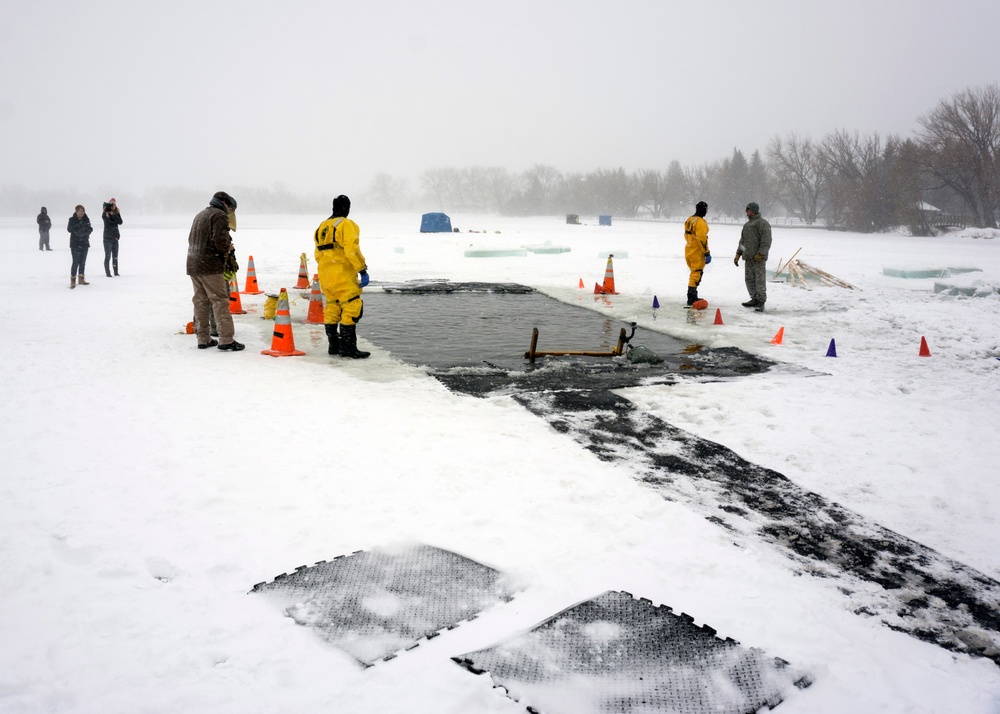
[361,287,689,371]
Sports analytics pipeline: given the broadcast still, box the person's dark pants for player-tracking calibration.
[104,237,119,275]
[70,245,89,277]
[39,230,50,250]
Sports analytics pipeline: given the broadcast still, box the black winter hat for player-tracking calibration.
[212,191,237,210]
[746,202,760,214]
[695,201,708,217]
[332,195,351,217]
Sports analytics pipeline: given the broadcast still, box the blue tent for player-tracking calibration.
[420,212,453,233]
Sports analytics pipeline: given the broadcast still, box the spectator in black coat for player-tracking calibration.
[67,205,93,289]
[37,207,52,251]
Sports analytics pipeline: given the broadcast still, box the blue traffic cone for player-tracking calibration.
[825,338,837,357]
[652,295,660,309]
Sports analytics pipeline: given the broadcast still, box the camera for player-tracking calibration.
[103,202,114,212]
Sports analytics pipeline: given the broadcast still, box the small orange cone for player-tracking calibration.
[294,253,310,289]
[262,288,305,357]
[771,326,784,345]
[578,278,584,289]
[228,279,247,314]
[305,274,325,324]
[242,255,264,294]
[919,336,931,357]
[713,308,724,325]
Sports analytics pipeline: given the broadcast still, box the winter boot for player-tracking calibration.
[741,299,758,308]
[70,275,76,289]
[106,269,112,277]
[338,323,370,359]
[113,259,119,276]
[686,287,698,307]
[78,274,90,285]
[325,324,340,356]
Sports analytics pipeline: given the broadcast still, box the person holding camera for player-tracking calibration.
[102,198,123,277]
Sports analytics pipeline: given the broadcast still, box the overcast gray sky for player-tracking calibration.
[2,0,998,196]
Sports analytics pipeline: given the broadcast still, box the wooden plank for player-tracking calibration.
[775,247,802,277]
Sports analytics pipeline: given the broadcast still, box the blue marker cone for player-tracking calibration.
[652,295,660,309]
[825,338,837,357]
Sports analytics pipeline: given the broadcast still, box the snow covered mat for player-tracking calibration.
[250,544,516,666]
[453,590,812,714]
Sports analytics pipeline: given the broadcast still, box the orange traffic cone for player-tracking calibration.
[294,253,310,289]
[599,254,618,294]
[578,278,584,289]
[771,326,784,345]
[305,274,325,324]
[919,336,931,357]
[261,288,305,357]
[713,308,724,325]
[242,255,264,294]
[229,279,247,314]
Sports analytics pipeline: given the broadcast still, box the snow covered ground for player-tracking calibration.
[1,210,999,713]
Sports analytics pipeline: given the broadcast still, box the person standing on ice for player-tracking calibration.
[101,198,123,277]
[314,194,371,359]
[37,207,52,251]
[67,205,92,289]
[683,200,711,306]
[734,202,772,312]
[186,191,244,351]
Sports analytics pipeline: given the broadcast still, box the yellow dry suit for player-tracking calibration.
[314,216,367,326]
[683,215,710,288]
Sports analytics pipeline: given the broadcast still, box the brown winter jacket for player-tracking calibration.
[186,205,232,276]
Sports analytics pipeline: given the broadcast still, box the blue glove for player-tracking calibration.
[358,270,370,288]
[705,252,712,264]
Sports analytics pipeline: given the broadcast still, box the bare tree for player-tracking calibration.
[638,169,666,218]
[818,130,891,231]
[367,173,407,211]
[916,84,1000,228]
[767,133,827,224]
[420,168,450,210]
[519,164,563,214]
[482,167,517,214]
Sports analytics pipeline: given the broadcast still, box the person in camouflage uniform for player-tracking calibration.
[734,202,772,312]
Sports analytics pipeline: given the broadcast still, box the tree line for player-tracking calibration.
[3,85,997,233]
[368,84,1000,233]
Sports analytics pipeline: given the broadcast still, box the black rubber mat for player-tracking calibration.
[454,590,811,714]
[250,544,515,666]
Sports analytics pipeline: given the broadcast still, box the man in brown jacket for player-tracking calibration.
[186,191,244,351]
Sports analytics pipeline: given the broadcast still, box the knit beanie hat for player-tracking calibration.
[332,195,351,218]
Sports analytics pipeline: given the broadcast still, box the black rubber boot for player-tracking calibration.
[686,287,697,307]
[325,324,340,356]
[339,324,370,359]
[113,259,119,276]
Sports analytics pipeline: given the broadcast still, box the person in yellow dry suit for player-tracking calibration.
[314,194,371,358]
[683,200,711,306]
